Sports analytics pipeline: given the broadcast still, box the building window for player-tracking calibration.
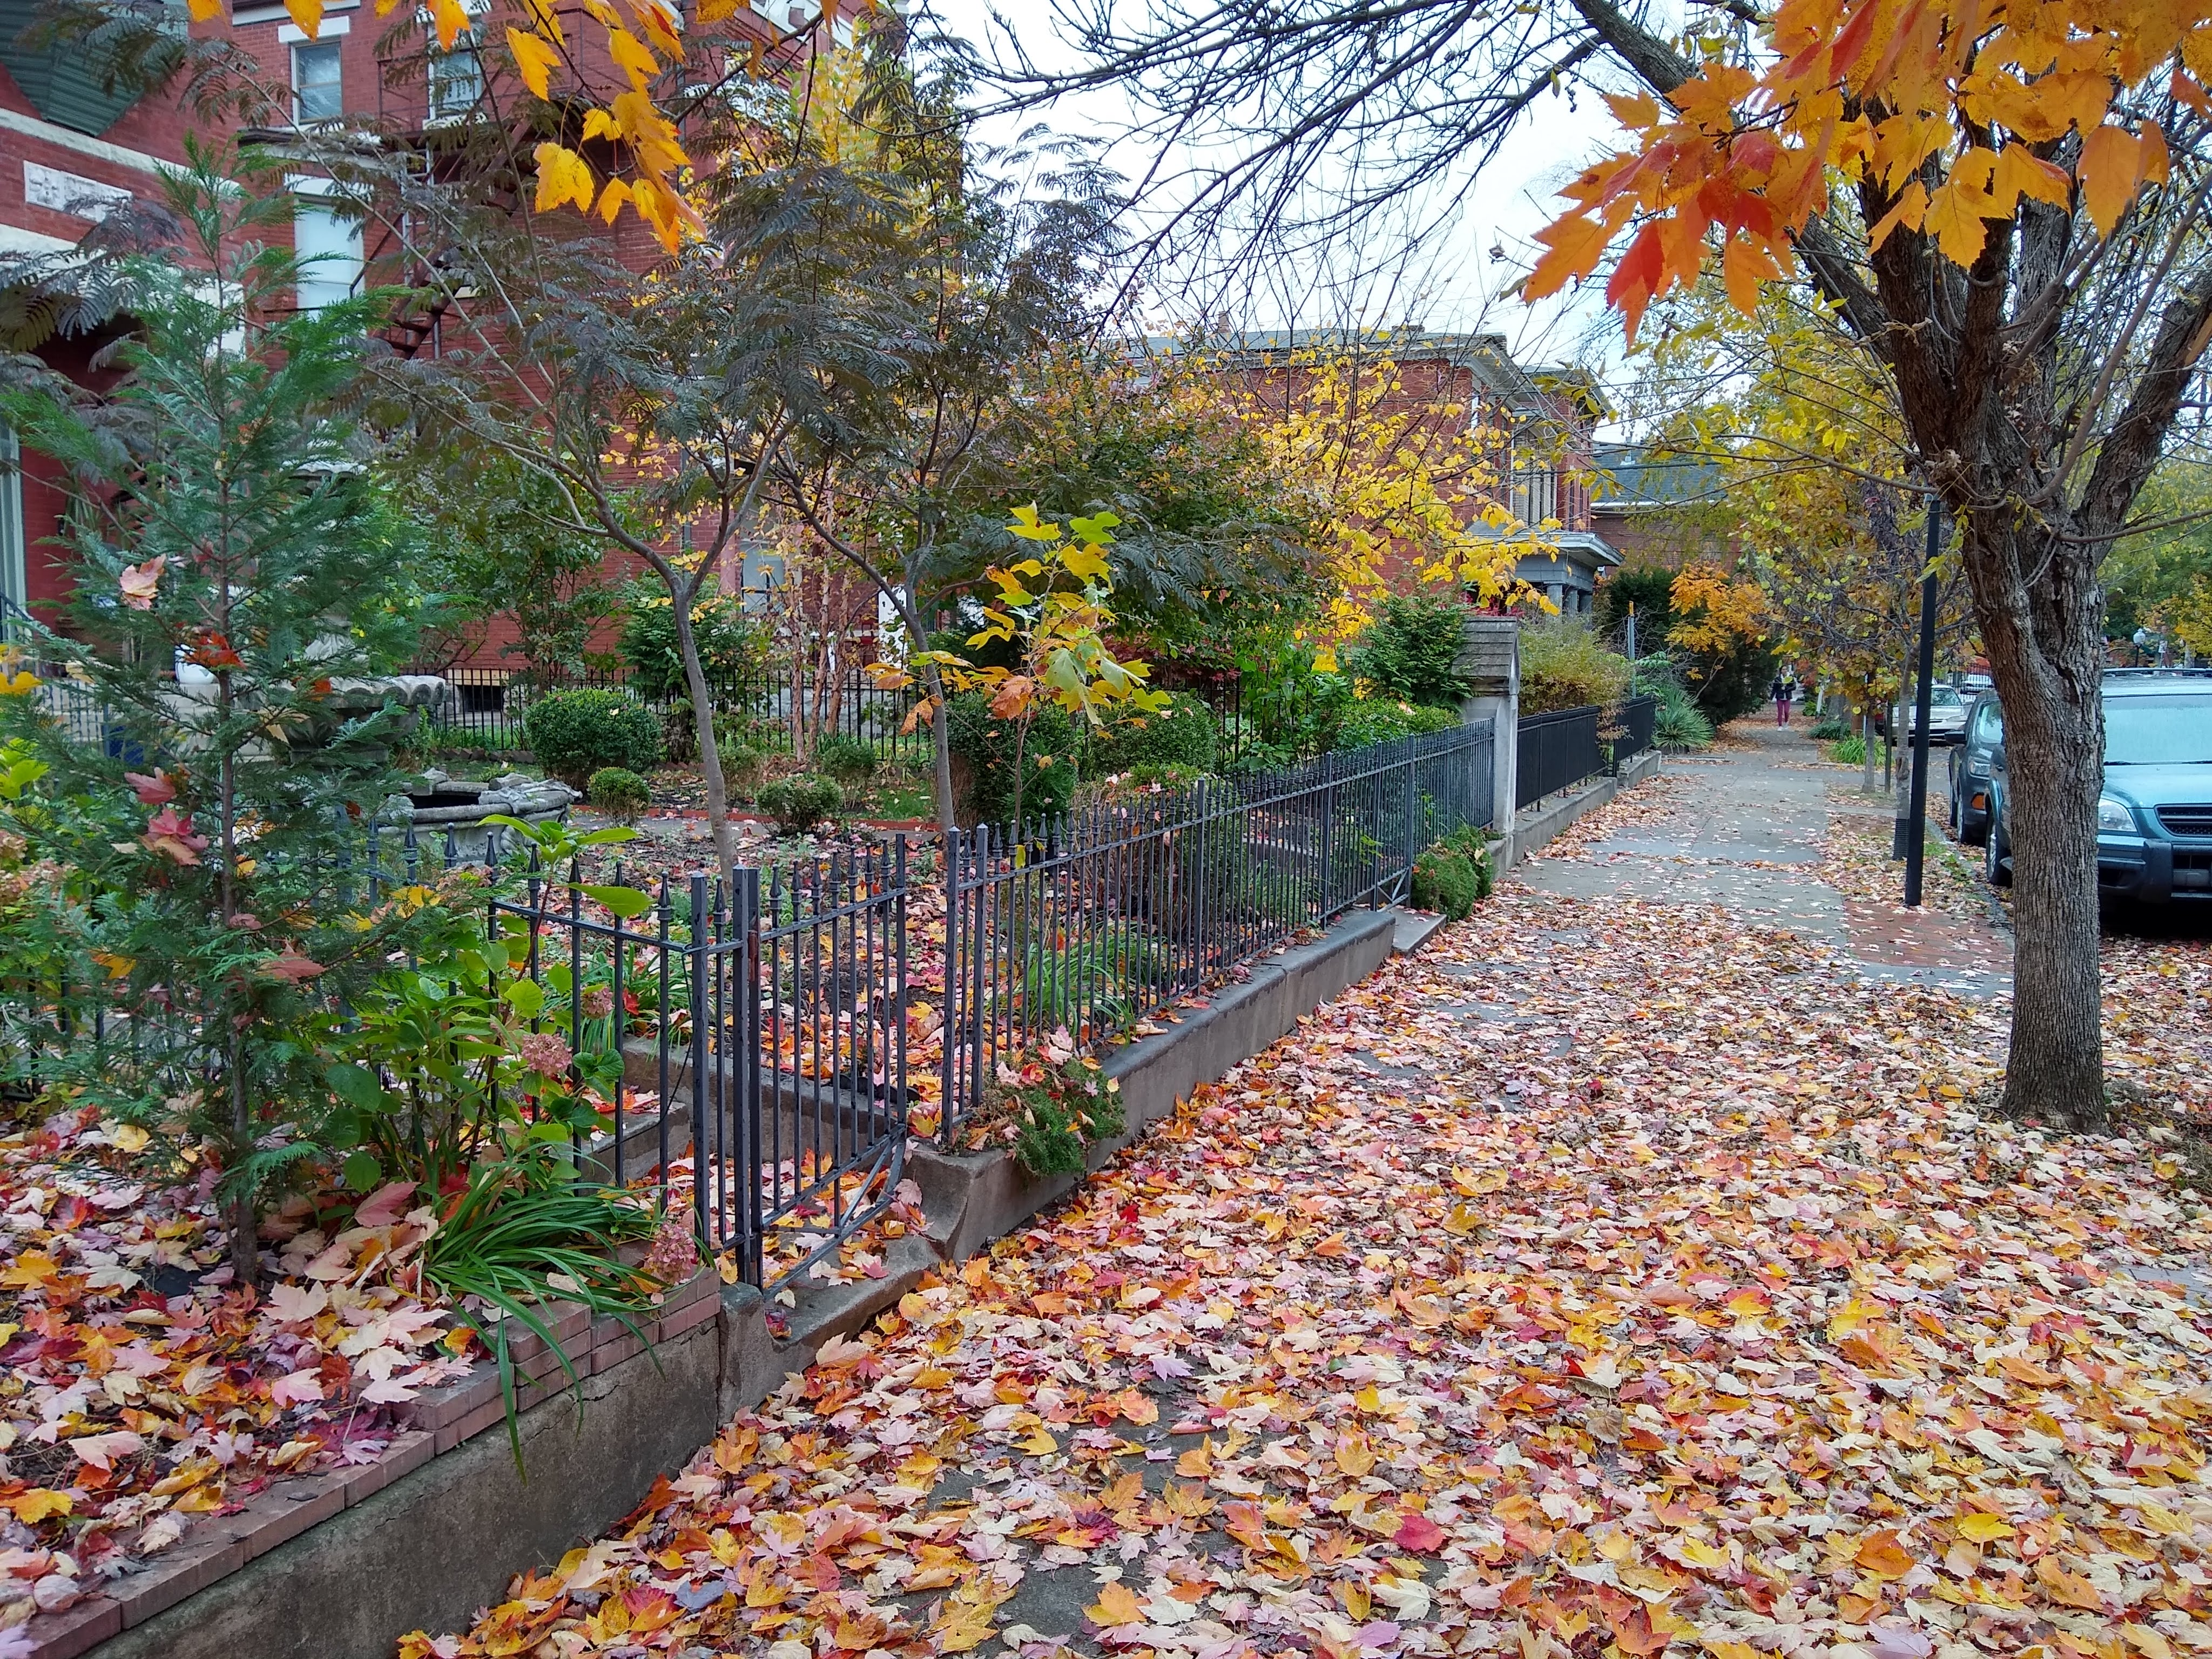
[427,37,483,120]
[290,180,363,312]
[292,41,343,123]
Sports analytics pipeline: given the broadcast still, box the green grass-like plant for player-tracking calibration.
[422,1142,669,1467]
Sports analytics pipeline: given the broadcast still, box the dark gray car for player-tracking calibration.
[1984,669,2212,902]
[1947,690,2003,846]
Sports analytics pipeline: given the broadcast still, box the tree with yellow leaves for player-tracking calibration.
[872,508,1168,827]
[1215,340,1550,667]
[1621,278,1976,724]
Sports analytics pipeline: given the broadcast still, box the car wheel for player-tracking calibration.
[1984,811,2012,888]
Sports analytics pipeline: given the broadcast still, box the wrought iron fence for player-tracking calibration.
[6,666,1501,1289]
[485,843,913,1290]
[420,663,923,766]
[935,719,1494,1140]
[1514,697,1659,811]
[1611,696,1659,772]
[1517,705,1604,809]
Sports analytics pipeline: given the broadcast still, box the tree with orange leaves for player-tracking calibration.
[1043,0,2212,1128]
[1519,0,2212,1128]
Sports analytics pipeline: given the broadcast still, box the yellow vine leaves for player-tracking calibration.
[1527,0,2207,338]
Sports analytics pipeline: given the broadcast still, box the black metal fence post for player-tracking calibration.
[939,826,963,1151]
[728,864,762,1287]
[686,873,713,1260]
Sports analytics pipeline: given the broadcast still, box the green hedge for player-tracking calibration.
[523,690,662,784]
[1090,691,1220,775]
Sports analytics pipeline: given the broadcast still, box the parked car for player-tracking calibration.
[1983,669,2212,903]
[1948,689,2004,845]
[1874,682,1973,741]
[1909,684,1970,744]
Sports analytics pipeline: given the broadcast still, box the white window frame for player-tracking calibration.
[0,423,26,636]
[416,0,488,124]
[291,39,345,124]
[751,0,821,30]
[287,174,365,313]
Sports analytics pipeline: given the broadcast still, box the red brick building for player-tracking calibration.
[1175,329,1616,611]
[1,0,864,638]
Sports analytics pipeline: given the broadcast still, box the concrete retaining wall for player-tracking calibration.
[79,1318,721,1659]
[62,906,1406,1659]
[1507,748,1662,868]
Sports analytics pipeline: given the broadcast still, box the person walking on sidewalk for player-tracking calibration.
[1771,673,1796,726]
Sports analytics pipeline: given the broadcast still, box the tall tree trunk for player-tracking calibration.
[673,595,738,875]
[1962,518,2107,1129]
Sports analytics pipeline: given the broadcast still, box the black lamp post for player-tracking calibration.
[1900,497,1941,904]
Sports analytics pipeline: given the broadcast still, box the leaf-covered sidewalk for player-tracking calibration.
[414,784,2212,1659]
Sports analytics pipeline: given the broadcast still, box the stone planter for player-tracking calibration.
[382,770,579,861]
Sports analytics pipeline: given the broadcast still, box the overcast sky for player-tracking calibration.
[919,0,1631,372]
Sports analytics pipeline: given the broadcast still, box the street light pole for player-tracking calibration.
[1903,497,1941,906]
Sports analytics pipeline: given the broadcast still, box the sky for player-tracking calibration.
[919,0,1633,373]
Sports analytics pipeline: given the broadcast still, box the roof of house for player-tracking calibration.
[1129,328,1564,415]
[1592,443,1728,510]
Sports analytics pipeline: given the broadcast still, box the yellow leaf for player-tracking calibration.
[1,1252,58,1290]
[1061,544,1111,583]
[1017,1427,1058,1455]
[1176,1441,1212,1478]
[506,26,561,99]
[1087,1582,1144,1628]
[185,0,221,18]
[6,1489,72,1524]
[1992,141,2071,210]
[2079,123,2146,236]
[1867,179,1927,250]
[1334,1434,1376,1477]
[1955,1512,2015,1542]
[2125,1626,2177,1659]
[283,0,323,36]
[1922,172,1990,267]
[597,179,631,225]
[1825,1296,1879,1341]
[606,27,659,90]
[582,107,618,143]
[427,0,468,49]
[929,1598,998,1654]
[1676,1536,1732,1574]
[532,143,594,214]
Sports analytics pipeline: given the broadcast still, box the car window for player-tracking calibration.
[1931,687,1963,707]
[2106,694,2212,764]
[1973,700,2002,743]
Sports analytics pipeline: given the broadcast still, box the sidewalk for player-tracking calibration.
[413,733,2212,1659]
[1520,720,2015,997]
